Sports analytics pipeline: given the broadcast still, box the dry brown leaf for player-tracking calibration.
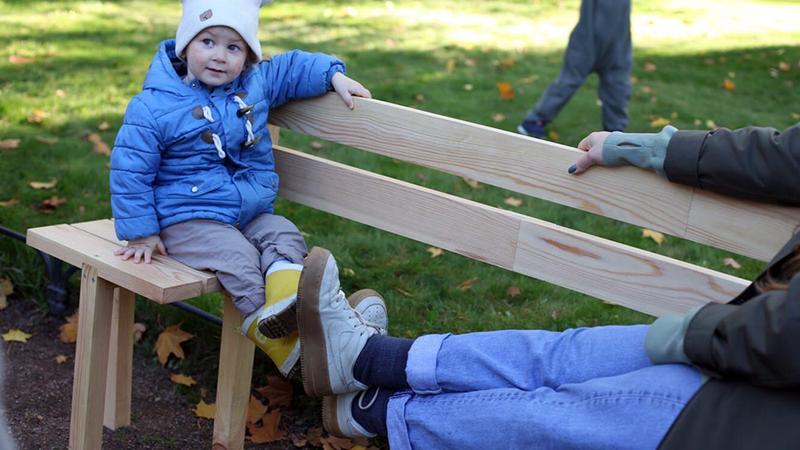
[310,140,324,149]
[59,311,79,344]
[492,112,506,123]
[463,83,473,91]
[86,133,110,155]
[649,116,671,128]
[464,58,477,67]
[504,196,523,207]
[97,121,111,131]
[547,130,560,141]
[194,400,216,419]
[248,410,285,444]
[321,435,356,450]
[29,178,58,190]
[722,79,736,92]
[395,287,414,297]
[170,373,197,387]
[722,257,742,270]
[456,278,478,291]
[506,286,521,298]
[154,324,194,365]
[705,119,718,130]
[462,177,480,189]
[256,375,293,409]
[643,62,657,72]
[496,58,515,70]
[0,199,18,207]
[3,329,32,343]
[306,427,323,447]
[415,93,426,102]
[0,139,20,150]
[496,82,514,100]
[55,89,66,98]
[445,59,456,73]
[27,110,48,123]
[779,61,791,72]
[247,395,268,423]
[35,136,58,145]
[35,196,67,214]
[0,278,13,311]
[8,55,34,65]
[133,322,147,343]
[642,229,665,245]
[426,247,443,258]
[290,433,308,447]
[54,354,68,364]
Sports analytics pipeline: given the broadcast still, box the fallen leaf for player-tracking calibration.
[722,79,736,92]
[705,119,718,129]
[456,278,478,291]
[321,435,355,450]
[642,229,665,245]
[643,62,657,72]
[54,355,68,364]
[0,199,18,207]
[464,58,477,67]
[792,113,800,121]
[154,324,194,365]
[310,140,324,149]
[8,55,34,64]
[290,433,308,447]
[0,139,20,150]
[496,82,514,100]
[506,286,521,297]
[97,121,111,131]
[194,399,216,419]
[248,410,285,443]
[504,196,523,207]
[306,426,324,447]
[779,61,791,72]
[445,59,455,73]
[426,247,443,258]
[55,89,66,98]
[35,196,67,213]
[395,287,414,297]
[547,130,560,141]
[29,178,58,190]
[170,373,197,387]
[85,133,110,155]
[0,278,13,310]
[27,110,49,123]
[492,112,506,122]
[722,257,742,269]
[415,93,425,102]
[496,58,515,70]
[256,375,294,409]
[640,85,653,94]
[463,83,473,91]
[35,136,58,145]
[59,311,79,344]
[3,329,32,343]
[247,395,268,423]
[341,267,356,278]
[649,116,671,128]
[133,322,147,343]
[462,177,480,189]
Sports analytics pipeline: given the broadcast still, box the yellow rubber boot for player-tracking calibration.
[242,316,299,377]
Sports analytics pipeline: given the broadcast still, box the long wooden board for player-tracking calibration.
[274,146,750,316]
[270,94,800,261]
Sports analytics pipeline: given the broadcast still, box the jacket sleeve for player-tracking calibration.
[663,123,800,205]
[109,97,162,241]
[259,50,345,108]
[681,273,800,388]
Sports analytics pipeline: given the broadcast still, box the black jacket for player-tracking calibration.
[658,124,800,449]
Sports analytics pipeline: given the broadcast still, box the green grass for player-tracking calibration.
[1,0,798,370]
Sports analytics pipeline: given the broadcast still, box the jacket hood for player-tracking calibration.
[142,40,193,94]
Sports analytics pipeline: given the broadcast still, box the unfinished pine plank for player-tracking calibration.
[27,224,206,303]
[104,287,135,430]
[72,219,221,294]
[70,265,115,450]
[270,94,800,261]
[213,295,255,450]
[274,146,750,316]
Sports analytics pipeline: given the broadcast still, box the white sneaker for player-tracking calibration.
[322,390,379,439]
[298,247,377,397]
[347,289,388,336]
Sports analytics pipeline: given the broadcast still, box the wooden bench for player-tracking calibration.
[27,93,800,449]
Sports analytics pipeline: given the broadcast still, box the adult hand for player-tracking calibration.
[114,234,167,264]
[570,131,610,175]
[331,72,372,110]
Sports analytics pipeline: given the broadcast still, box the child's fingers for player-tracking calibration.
[143,248,152,264]
[338,90,354,109]
[133,247,145,264]
[114,247,125,256]
[156,241,167,255]
[352,85,371,99]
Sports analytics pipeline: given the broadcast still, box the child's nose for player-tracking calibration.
[212,48,226,63]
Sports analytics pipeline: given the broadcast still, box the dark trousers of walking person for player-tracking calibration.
[523,0,632,133]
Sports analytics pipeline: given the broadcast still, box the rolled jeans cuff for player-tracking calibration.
[406,333,450,394]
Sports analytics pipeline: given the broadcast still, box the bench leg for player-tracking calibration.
[104,288,135,429]
[213,294,255,450]
[70,265,115,450]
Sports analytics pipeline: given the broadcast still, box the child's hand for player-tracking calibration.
[331,72,371,110]
[114,234,167,264]
[570,131,610,175]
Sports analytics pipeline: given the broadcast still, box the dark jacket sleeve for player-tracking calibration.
[663,124,800,205]
[683,273,800,388]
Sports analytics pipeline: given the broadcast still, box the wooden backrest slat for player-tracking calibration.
[270,94,799,261]
[274,146,750,316]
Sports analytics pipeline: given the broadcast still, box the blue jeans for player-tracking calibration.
[386,325,703,449]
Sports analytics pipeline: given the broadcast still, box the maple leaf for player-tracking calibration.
[547,130,560,141]
[29,178,58,190]
[445,59,455,73]
[0,278,13,310]
[310,140,324,149]
[642,229,665,245]
[461,177,480,189]
[649,116,670,128]
[306,427,324,447]
[35,196,67,214]
[54,355,68,364]
[426,247,443,258]
[722,257,741,270]
[456,278,478,291]
[341,267,356,278]
[27,110,49,123]
[154,324,194,365]
[0,139,20,150]
[492,113,506,123]
[779,61,791,72]
[415,93,425,102]
[3,329,32,343]
[247,410,285,443]
[506,286,521,297]
[643,62,657,72]
[194,399,216,419]
[8,55,34,65]
[59,311,79,344]
[722,79,736,92]
[35,136,58,145]
[256,375,293,409]
[496,82,514,100]
[55,89,66,98]
[97,121,111,131]
[170,373,197,387]
[504,196,523,207]
[463,83,473,91]
[0,199,18,207]
[85,133,110,155]
[290,433,308,447]
[133,322,147,343]
[247,395,267,423]
[321,435,356,450]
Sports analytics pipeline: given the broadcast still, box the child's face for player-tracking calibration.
[185,26,249,87]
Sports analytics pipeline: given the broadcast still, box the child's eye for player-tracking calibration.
[228,44,241,52]
[202,38,214,46]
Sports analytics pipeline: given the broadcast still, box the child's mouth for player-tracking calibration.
[207,68,225,74]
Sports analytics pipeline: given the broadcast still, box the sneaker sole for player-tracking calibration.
[321,396,345,438]
[298,247,334,397]
[257,301,297,339]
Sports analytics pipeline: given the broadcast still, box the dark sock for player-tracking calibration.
[351,386,392,436]
[353,335,413,389]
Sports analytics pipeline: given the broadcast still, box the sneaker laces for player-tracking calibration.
[357,387,380,410]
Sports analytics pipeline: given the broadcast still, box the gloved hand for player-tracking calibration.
[570,125,678,175]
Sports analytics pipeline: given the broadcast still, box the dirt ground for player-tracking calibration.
[0,297,382,449]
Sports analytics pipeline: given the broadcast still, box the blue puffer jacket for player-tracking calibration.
[110,39,344,240]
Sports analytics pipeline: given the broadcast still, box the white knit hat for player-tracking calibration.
[175,0,268,62]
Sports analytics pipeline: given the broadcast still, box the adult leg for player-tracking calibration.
[387,364,704,450]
